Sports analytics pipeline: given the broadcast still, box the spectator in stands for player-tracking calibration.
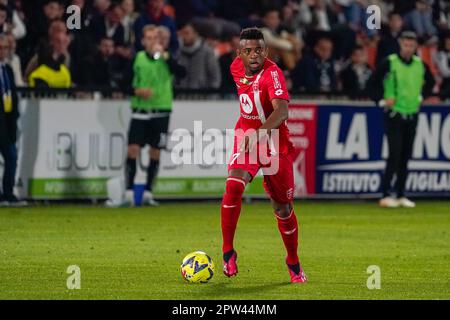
[280,1,304,40]
[260,8,302,70]
[219,33,240,94]
[376,12,403,65]
[344,0,378,38]
[403,0,438,44]
[65,0,97,85]
[31,0,64,52]
[433,33,450,99]
[92,0,111,19]
[340,45,372,97]
[291,35,337,92]
[438,1,450,29]
[65,0,95,31]
[370,0,395,25]
[0,1,26,40]
[175,23,221,90]
[134,0,178,54]
[0,34,25,206]
[121,0,139,47]
[28,31,71,88]
[298,0,356,60]
[171,0,217,26]
[91,2,134,60]
[12,0,26,24]
[212,0,260,28]
[171,0,241,42]
[25,20,70,80]
[6,33,23,86]
[90,2,125,47]
[80,36,128,89]
[0,4,10,32]
[297,0,334,32]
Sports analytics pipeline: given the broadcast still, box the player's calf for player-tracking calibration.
[221,176,247,253]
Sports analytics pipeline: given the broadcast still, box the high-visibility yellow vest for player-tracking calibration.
[28,64,72,88]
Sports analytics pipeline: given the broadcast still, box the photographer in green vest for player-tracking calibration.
[369,31,435,208]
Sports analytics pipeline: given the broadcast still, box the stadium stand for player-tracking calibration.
[1,0,449,99]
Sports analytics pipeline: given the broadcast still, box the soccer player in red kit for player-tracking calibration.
[221,27,307,283]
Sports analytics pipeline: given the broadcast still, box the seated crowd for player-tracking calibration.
[3,0,450,99]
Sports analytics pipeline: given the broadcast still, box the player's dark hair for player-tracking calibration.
[0,4,7,13]
[240,27,264,42]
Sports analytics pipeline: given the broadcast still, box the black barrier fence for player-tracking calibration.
[13,86,380,101]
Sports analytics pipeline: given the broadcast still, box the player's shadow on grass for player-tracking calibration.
[193,281,290,298]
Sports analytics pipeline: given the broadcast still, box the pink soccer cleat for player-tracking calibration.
[223,250,238,277]
[287,261,308,284]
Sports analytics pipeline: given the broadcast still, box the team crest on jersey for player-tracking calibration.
[240,77,252,85]
[239,93,253,114]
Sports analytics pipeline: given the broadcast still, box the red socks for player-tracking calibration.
[276,210,299,265]
[221,176,300,266]
[221,177,246,253]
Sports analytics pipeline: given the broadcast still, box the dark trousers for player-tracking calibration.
[0,144,17,198]
[381,111,418,198]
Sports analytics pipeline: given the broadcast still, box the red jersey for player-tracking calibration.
[230,57,293,155]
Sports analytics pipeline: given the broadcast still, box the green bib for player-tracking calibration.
[131,51,173,111]
[383,54,425,115]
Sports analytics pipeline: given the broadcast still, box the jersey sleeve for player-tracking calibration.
[265,66,290,102]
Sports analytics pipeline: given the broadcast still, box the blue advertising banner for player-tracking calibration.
[315,104,450,197]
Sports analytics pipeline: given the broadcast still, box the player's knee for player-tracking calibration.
[128,145,139,159]
[274,202,292,218]
[225,176,246,197]
[150,148,161,160]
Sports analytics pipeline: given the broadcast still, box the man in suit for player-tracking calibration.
[0,34,24,206]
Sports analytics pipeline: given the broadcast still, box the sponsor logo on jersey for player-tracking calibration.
[275,89,284,96]
[240,113,261,120]
[239,93,253,114]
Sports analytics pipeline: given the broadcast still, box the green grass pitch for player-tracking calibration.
[0,201,449,300]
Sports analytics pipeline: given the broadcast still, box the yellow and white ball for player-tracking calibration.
[180,251,215,283]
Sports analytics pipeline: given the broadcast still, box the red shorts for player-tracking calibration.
[228,140,294,204]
